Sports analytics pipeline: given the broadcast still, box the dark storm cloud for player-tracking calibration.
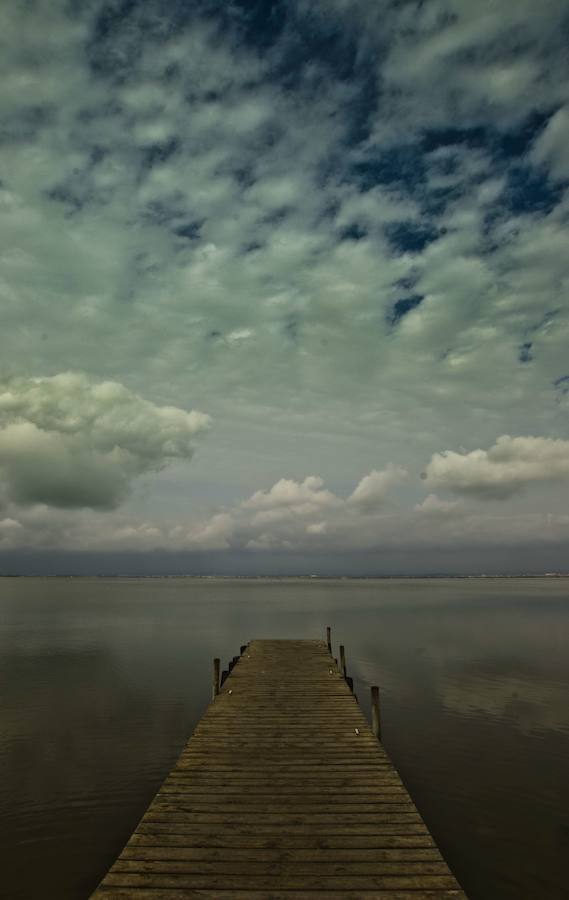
[0,374,210,509]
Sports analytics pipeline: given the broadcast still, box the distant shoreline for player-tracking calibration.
[1,573,568,579]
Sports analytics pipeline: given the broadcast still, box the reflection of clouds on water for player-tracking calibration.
[350,656,384,685]
[438,672,569,737]
[347,591,569,745]
[0,644,190,799]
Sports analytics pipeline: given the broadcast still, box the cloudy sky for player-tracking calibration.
[1,0,569,574]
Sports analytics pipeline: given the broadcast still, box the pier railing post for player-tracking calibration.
[326,626,332,654]
[371,685,381,740]
[212,658,220,700]
[339,644,347,677]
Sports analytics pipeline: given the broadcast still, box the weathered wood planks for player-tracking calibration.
[91,639,467,899]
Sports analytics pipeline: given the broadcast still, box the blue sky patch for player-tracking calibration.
[340,223,367,241]
[496,110,553,158]
[351,146,425,192]
[422,126,487,154]
[386,221,440,254]
[502,164,564,215]
[388,295,425,326]
[554,375,569,396]
[141,140,180,170]
[173,221,204,240]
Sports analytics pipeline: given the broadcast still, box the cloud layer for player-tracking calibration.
[1,1,569,569]
[2,449,569,562]
[0,374,210,509]
[1,0,568,443]
[423,435,569,499]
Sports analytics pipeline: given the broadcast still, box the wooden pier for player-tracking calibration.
[91,637,467,898]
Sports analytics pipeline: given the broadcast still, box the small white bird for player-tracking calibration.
[354,728,360,735]
[228,689,233,695]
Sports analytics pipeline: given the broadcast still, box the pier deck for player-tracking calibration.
[91,639,466,898]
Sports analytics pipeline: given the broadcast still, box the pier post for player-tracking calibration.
[371,685,381,740]
[212,657,220,699]
[240,645,247,655]
[339,644,347,677]
[326,626,332,654]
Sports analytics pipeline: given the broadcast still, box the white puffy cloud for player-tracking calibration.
[183,513,234,551]
[0,374,210,509]
[423,435,569,499]
[242,476,341,516]
[0,465,408,553]
[3,465,569,562]
[197,466,410,551]
[414,493,462,515]
[235,469,407,545]
[348,466,407,512]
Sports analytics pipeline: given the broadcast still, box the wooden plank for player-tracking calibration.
[160,782,410,793]
[91,639,467,899]
[111,861,453,875]
[163,781,405,789]
[130,832,437,848]
[100,873,462,889]
[174,762,395,769]
[90,885,465,900]
[121,847,443,861]
[140,815,425,826]
[165,771,404,780]
[135,828,432,846]
[162,784,408,793]
[178,752,395,760]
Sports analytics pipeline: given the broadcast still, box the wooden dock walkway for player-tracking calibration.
[91,638,467,899]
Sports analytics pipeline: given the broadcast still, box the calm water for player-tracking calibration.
[1,577,568,899]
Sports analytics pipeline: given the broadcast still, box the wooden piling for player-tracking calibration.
[371,684,381,741]
[339,643,347,677]
[326,625,332,654]
[212,657,220,700]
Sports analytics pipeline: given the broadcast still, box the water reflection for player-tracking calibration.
[0,577,568,899]
[439,670,569,736]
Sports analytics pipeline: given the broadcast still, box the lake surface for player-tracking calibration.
[0,577,568,899]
